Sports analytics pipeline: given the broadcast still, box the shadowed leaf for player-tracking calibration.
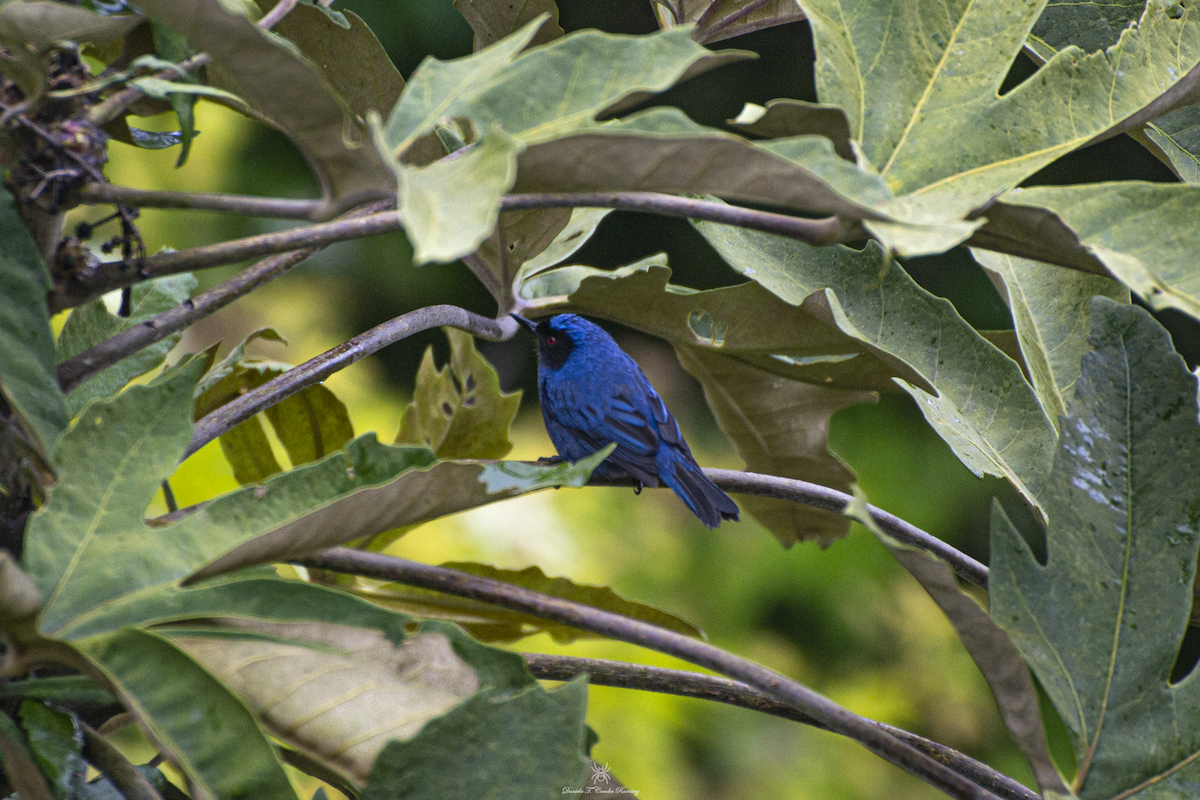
[136,0,393,216]
[0,188,67,463]
[19,702,83,800]
[454,0,564,50]
[652,0,807,45]
[0,712,54,800]
[990,299,1200,796]
[728,99,854,161]
[79,628,297,800]
[361,677,589,800]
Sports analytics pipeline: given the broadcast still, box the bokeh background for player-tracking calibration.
[63,1,1200,796]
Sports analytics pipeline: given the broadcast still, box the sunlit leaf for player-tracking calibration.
[397,327,521,460]
[0,187,67,463]
[56,274,197,417]
[798,0,1200,251]
[990,299,1200,796]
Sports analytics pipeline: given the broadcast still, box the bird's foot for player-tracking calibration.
[633,481,644,495]
[536,455,565,465]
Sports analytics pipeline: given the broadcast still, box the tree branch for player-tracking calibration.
[49,210,404,311]
[80,722,164,800]
[55,201,391,389]
[297,548,1001,800]
[79,184,323,220]
[184,307,518,459]
[521,653,1038,800]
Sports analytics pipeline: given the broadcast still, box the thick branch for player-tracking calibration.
[184,307,517,458]
[55,201,391,390]
[298,548,1000,800]
[522,653,1037,800]
[79,184,323,220]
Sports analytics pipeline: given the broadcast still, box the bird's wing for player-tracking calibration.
[548,381,663,485]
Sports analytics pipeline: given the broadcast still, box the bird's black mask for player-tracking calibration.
[512,314,575,371]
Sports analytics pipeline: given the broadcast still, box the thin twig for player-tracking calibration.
[89,54,212,127]
[297,549,1000,800]
[184,307,518,459]
[79,184,323,220]
[55,200,391,386]
[257,0,298,29]
[521,653,1038,800]
[80,722,164,800]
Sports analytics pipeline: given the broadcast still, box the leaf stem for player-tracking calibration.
[521,653,1036,800]
[184,307,518,459]
[80,722,165,800]
[88,54,213,127]
[297,548,1001,800]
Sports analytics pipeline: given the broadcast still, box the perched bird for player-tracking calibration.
[513,313,739,528]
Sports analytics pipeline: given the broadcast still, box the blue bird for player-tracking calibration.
[513,313,739,529]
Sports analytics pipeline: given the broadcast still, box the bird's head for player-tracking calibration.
[511,313,608,371]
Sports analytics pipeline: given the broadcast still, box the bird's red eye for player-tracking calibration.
[547,335,557,346]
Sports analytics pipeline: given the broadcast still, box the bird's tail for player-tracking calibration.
[663,459,739,529]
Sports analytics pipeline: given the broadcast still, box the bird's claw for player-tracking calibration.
[633,482,644,495]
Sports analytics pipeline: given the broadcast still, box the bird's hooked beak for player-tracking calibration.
[510,314,538,334]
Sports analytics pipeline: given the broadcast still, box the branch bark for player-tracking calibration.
[521,653,1037,800]
[184,306,518,459]
[297,548,1001,800]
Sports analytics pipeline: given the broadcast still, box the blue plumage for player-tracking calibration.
[513,313,739,529]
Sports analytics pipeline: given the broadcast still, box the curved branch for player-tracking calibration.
[79,184,324,221]
[55,201,391,390]
[80,722,164,800]
[297,548,1000,800]
[184,307,517,459]
[521,653,1037,800]
[88,54,212,127]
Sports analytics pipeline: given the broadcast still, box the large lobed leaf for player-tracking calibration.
[990,299,1200,796]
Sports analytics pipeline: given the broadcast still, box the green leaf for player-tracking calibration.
[1140,105,1200,183]
[973,250,1129,426]
[273,6,405,120]
[56,274,197,417]
[18,702,83,800]
[149,21,198,167]
[393,125,525,265]
[693,220,1057,516]
[0,677,114,706]
[127,77,247,108]
[382,22,747,155]
[165,622,479,786]
[135,0,393,216]
[999,182,1200,322]
[799,0,1200,248]
[396,327,521,460]
[361,677,589,800]
[454,0,564,51]
[79,628,298,800]
[0,187,68,463]
[990,298,1200,796]
[1028,0,1145,57]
